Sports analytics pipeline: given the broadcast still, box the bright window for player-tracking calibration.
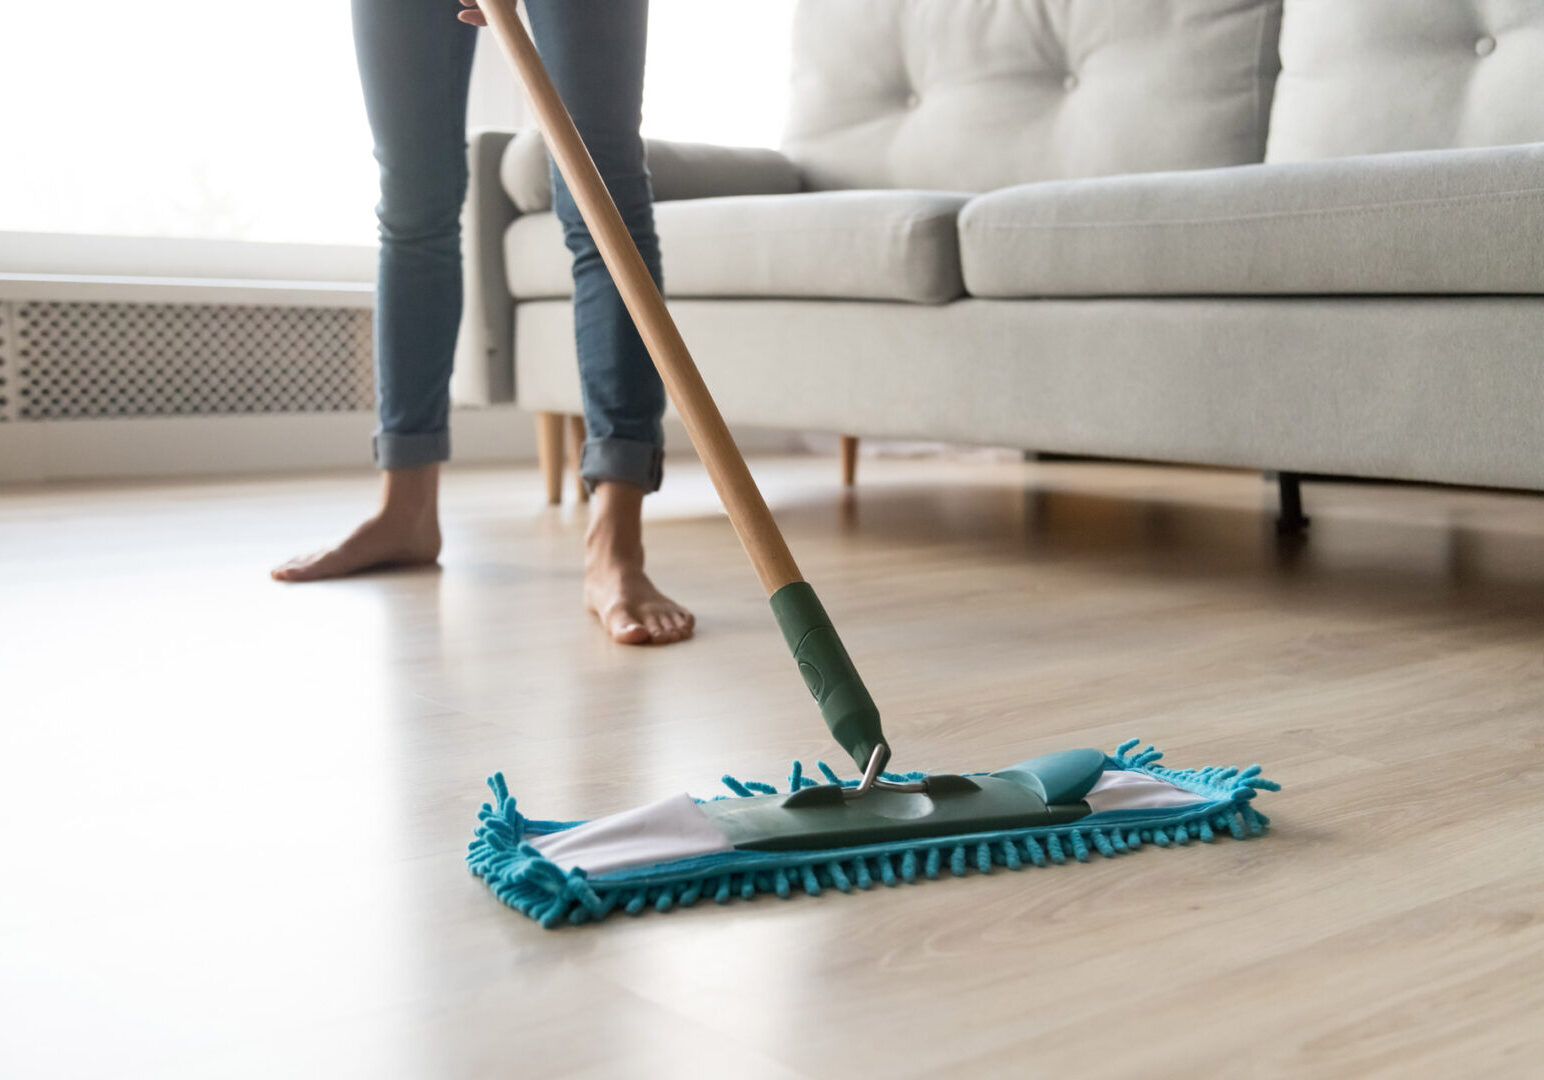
[0,2,379,246]
[0,2,795,249]
[643,0,797,148]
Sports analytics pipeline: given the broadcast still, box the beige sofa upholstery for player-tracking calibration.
[499,128,803,214]
[507,191,970,304]
[782,0,1282,190]
[1267,0,1544,161]
[458,0,1544,493]
[514,297,1544,492]
[959,143,1544,296]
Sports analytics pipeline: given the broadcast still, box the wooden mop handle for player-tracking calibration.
[482,0,890,774]
[479,0,802,595]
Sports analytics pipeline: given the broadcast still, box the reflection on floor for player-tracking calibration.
[2,457,1542,1078]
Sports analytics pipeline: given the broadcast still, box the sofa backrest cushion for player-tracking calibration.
[1268,0,1544,161]
[782,0,1283,192]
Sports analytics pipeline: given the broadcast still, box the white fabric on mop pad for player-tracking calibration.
[1082,769,1207,812]
[530,793,734,876]
[530,770,1203,876]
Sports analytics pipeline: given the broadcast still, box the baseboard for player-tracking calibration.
[0,407,806,483]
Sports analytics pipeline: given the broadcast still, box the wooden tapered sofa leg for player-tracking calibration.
[535,411,565,505]
[567,415,589,503]
[840,435,859,487]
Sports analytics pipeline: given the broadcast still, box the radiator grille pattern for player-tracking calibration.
[13,301,375,420]
[0,302,11,421]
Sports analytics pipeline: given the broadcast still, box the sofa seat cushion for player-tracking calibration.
[959,143,1544,297]
[507,190,970,304]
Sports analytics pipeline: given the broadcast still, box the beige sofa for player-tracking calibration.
[454,0,1544,514]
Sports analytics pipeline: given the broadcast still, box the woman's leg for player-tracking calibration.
[526,0,693,644]
[525,0,667,493]
[274,0,476,582]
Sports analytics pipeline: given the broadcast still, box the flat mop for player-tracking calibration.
[467,0,1278,926]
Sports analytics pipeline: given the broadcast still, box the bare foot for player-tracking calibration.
[270,512,440,582]
[583,482,695,646]
[271,465,441,583]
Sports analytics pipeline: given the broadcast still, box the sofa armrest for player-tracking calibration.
[452,129,519,406]
[501,129,804,213]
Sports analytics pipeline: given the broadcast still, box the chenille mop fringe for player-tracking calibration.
[467,740,1280,928]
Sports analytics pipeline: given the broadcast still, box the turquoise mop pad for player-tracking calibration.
[468,740,1279,928]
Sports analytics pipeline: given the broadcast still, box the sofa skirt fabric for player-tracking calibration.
[514,296,1544,491]
[958,143,1544,297]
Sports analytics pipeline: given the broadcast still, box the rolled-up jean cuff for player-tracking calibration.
[373,430,450,470]
[579,436,664,493]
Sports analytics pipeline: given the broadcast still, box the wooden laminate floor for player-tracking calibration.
[2,457,1542,1079]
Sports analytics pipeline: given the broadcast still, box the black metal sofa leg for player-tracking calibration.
[1274,472,1311,534]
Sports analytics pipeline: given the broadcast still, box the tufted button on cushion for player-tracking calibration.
[905,91,921,108]
[783,0,1283,192]
[1268,0,1544,161]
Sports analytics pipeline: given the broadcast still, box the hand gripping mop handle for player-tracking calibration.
[481,0,890,778]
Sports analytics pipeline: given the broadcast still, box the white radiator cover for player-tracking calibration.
[0,299,375,421]
[0,292,532,481]
[0,300,11,421]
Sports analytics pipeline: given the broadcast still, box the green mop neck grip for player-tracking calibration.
[769,582,888,774]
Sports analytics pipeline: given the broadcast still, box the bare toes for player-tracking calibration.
[584,565,694,646]
[271,556,317,582]
[286,551,341,582]
[606,608,650,645]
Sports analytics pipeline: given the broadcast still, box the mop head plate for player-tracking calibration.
[467,739,1279,927]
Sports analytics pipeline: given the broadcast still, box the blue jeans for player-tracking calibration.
[352,0,666,491]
